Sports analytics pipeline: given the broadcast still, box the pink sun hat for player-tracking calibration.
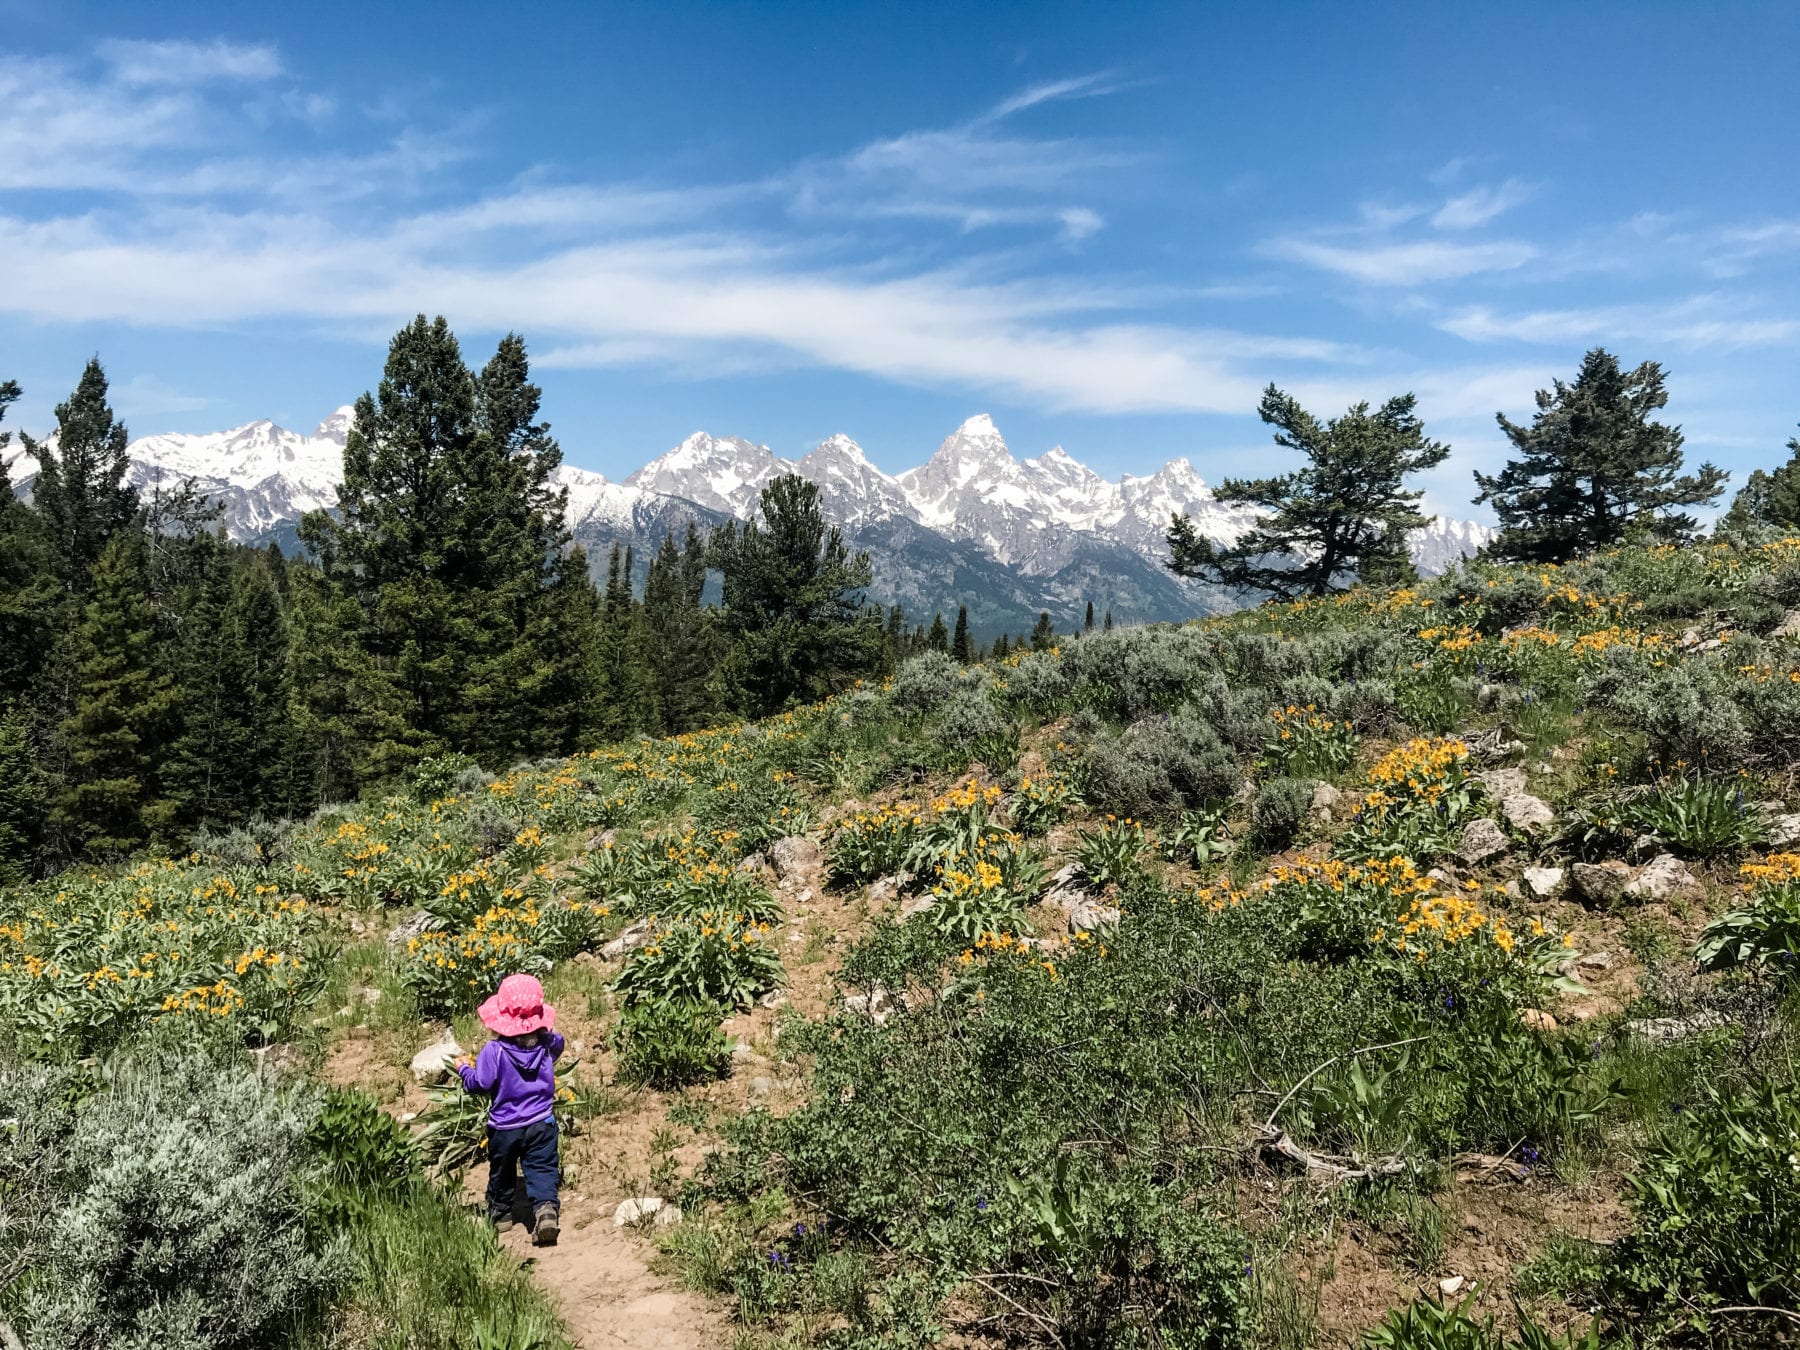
[477,972,556,1037]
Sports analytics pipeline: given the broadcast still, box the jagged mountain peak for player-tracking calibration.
[314,406,354,445]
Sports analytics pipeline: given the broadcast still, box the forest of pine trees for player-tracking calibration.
[3,320,1097,878]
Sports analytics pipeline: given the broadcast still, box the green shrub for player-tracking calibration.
[615,998,730,1088]
[412,752,479,804]
[1606,1077,1800,1342]
[308,1086,419,1226]
[1250,775,1312,850]
[935,689,1011,750]
[1262,704,1359,778]
[1006,651,1072,714]
[1160,807,1232,868]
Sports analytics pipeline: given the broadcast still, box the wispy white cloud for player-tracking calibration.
[1432,178,1533,230]
[97,38,282,86]
[1265,236,1538,285]
[1438,296,1800,349]
[984,71,1126,122]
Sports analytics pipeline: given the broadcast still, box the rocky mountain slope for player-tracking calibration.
[5,409,1492,635]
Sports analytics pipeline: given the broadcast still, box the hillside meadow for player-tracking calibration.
[4,539,1799,1349]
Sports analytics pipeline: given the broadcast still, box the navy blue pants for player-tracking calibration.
[486,1116,560,1219]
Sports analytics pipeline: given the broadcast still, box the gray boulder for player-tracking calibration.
[1458,818,1511,866]
[1624,853,1703,902]
[1571,860,1633,905]
[602,918,653,959]
[410,1034,463,1084]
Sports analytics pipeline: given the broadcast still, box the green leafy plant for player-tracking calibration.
[1361,1295,1599,1348]
[1070,816,1148,888]
[1160,807,1232,868]
[1010,769,1077,836]
[1263,703,1359,777]
[1696,859,1800,980]
[308,1085,420,1225]
[1627,775,1764,856]
[612,915,784,1009]
[615,998,731,1088]
[1605,1077,1800,1340]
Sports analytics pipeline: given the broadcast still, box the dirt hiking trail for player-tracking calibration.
[496,1208,724,1350]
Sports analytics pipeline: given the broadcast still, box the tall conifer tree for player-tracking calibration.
[23,359,139,592]
[951,605,972,663]
[54,532,176,855]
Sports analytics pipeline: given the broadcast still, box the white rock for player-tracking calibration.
[1479,767,1527,799]
[900,895,937,919]
[1624,853,1702,902]
[1310,781,1341,820]
[1068,899,1121,932]
[1625,1011,1730,1043]
[1767,814,1800,849]
[1500,793,1555,833]
[1438,1275,1466,1297]
[865,873,911,905]
[1522,866,1565,899]
[614,1196,683,1227]
[1772,608,1800,640]
[409,1034,462,1084]
[386,909,437,946]
[769,835,820,881]
[601,918,653,959]
[845,985,892,1025]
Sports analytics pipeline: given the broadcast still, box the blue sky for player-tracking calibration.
[3,0,1797,516]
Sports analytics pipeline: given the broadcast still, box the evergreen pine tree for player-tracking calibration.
[0,710,48,882]
[305,316,488,775]
[593,544,651,739]
[1103,610,1113,632]
[642,525,720,734]
[285,534,367,809]
[537,546,608,752]
[166,549,298,832]
[711,475,880,716]
[23,359,139,591]
[1084,600,1094,633]
[951,605,972,663]
[1473,349,1727,562]
[926,612,949,653]
[449,334,571,763]
[54,532,176,856]
[1169,385,1449,600]
[993,633,1010,660]
[0,380,60,705]
[881,605,906,676]
[1719,426,1800,537]
[1030,612,1056,650]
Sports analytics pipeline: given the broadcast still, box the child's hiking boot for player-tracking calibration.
[490,1209,517,1233]
[532,1204,560,1246]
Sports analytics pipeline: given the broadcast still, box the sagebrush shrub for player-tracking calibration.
[935,689,1011,747]
[7,1052,342,1350]
[891,651,960,713]
[1005,651,1071,714]
[1080,710,1238,821]
[1249,775,1312,849]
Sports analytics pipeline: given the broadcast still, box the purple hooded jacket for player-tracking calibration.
[458,1031,565,1131]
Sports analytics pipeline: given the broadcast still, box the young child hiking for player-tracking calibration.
[456,972,565,1245]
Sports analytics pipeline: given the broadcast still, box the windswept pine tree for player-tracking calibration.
[712,474,881,717]
[1474,349,1727,561]
[1168,385,1448,600]
[1030,612,1055,649]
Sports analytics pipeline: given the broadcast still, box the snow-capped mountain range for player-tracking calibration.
[4,410,1493,632]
